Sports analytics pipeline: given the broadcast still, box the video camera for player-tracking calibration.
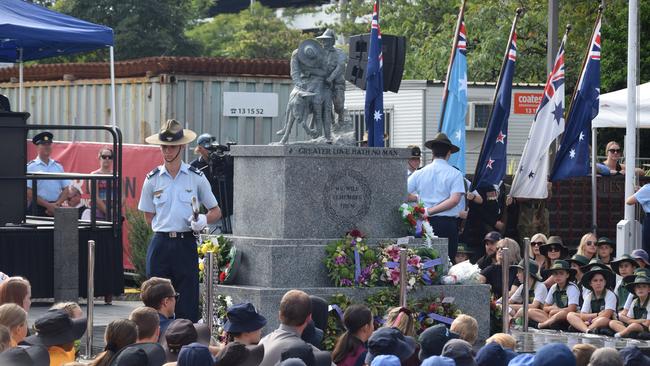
[206,141,236,232]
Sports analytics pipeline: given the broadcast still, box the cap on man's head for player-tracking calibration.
[32,132,53,145]
[441,339,477,366]
[164,319,197,361]
[418,324,458,360]
[196,133,215,149]
[532,343,576,366]
[484,231,502,243]
[366,327,416,364]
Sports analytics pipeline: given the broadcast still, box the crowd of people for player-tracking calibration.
[2,274,650,366]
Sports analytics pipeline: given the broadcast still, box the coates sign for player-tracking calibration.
[514,92,543,115]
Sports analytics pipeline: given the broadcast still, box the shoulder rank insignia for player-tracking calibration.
[146,167,160,179]
[188,166,204,176]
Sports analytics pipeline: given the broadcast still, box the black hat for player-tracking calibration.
[408,145,422,158]
[597,237,615,248]
[216,341,265,366]
[424,133,460,153]
[109,342,166,366]
[164,319,198,362]
[625,276,650,294]
[280,342,331,366]
[484,231,501,243]
[580,267,616,292]
[418,324,459,360]
[224,302,268,333]
[565,254,590,268]
[539,241,568,258]
[548,260,576,277]
[0,345,50,366]
[511,259,543,282]
[441,339,477,366]
[24,309,86,347]
[31,132,53,145]
[610,254,639,276]
[366,327,416,364]
[580,258,610,273]
[623,268,650,286]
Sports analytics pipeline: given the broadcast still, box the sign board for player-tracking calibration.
[223,92,279,117]
[513,92,543,115]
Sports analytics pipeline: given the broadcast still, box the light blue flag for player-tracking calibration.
[441,23,468,173]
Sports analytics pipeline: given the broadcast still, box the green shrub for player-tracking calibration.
[126,207,152,285]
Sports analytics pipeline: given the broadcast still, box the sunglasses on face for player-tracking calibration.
[586,241,597,246]
[100,155,113,160]
[608,149,622,154]
[548,246,561,252]
[531,242,544,247]
[167,292,180,301]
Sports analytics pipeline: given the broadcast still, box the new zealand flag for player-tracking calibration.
[473,32,517,190]
[551,19,601,181]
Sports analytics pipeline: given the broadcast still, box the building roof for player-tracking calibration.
[0,56,290,82]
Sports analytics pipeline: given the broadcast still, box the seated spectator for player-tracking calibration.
[611,255,639,311]
[24,309,87,366]
[475,342,516,366]
[618,346,650,365]
[90,319,137,366]
[62,184,89,220]
[576,233,598,261]
[540,236,568,282]
[528,233,547,269]
[455,245,473,264]
[631,249,650,268]
[0,324,10,352]
[50,302,83,320]
[484,333,516,351]
[177,342,214,366]
[571,344,596,366]
[365,327,416,365]
[507,260,547,324]
[0,345,50,365]
[371,354,401,366]
[418,324,458,360]
[601,141,644,176]
[450,315,478,346]
[479,238,521,298]
[567,267,617,334]
[140,277,177,340]
[596,237,615,266]
[609,275,650,338]
[440,339,476,366]
[588,347,623,366]
[331,304,373,366]
[87,147,116,221]
[109,342,166,366]
[224,303,267,345]
[420,356,455,366]
[259,290,322,366]
[129,306,161,343]
[529,260,580,330]
[164,319,197,363]
[215,341,264,366]
[0,277,31,311]
[0,304,28,347]
[476,232,501,270]
[565,254,590,286]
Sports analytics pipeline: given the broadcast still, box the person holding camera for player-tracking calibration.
[190,133,215,174]
[138,120,221,322]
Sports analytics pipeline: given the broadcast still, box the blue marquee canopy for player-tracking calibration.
[0,0,113,62]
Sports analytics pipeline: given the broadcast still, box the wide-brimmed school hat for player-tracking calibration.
[223,302,267,333]
[215,341,265,366]
[565,254,590,268]
[31,131,53,145]
[366,327,417,364]
[24,309,87,347]
[109,342,166,366]
[145,119,197,146]
[611,254,639,276]
[456,244,474,255]
[0,345,49,366]
[408,145,422,158]
[580,267,616,291]
[623,267,650,286]
[631,249,650,266]
[597,237,615,248]
[511,259,543,282]
[539,240,568,258]
[625,275,650,293]
[580,258,610,273]
[547,260,576,277]
[424,133,460,153]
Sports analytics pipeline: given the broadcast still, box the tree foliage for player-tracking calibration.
[186,2,312,59]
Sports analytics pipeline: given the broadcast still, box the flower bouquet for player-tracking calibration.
[198,235,240,284]
[378,243,422,290]
[324,229,381,287]
[410,295,462,333]
[398,203,436,242]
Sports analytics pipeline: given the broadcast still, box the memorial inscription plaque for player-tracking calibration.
[323,169,371,227]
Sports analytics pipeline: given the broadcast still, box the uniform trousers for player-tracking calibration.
[644,215,650,253]
[146,233,199,322]
[428,216,459,260]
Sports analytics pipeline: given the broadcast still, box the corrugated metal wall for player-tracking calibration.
[0,75,303,145]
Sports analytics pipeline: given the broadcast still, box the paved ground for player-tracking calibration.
[29,300,141,355]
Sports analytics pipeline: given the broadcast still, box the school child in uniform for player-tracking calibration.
[611,255,639,312]
[454,244,473,265]
[566,267,617,334]
[609,276,650,338]
[617,268,650,322]
[507,260,547,323]
[529,260,580,329]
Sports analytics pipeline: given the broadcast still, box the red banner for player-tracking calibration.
[27,141,162,269]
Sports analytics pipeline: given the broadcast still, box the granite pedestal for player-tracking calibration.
[53,208,79,302]
[211,145,491,341]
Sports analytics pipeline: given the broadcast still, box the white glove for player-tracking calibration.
[190,214,208,232]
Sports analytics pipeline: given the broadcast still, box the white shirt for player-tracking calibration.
[626,297,650,319]
[407,158,465,217]
[510,281,548,305]
[26,156,70,201]
[580,289,617,313]
[545,283,581,306]
[623,293,635,310]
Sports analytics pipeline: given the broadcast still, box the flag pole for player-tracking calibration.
[471,8,522,189]
[438,0,466,131]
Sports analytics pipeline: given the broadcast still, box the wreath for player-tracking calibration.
[198,235,240,284]
[324,229,382,287]
[398,203,435,241]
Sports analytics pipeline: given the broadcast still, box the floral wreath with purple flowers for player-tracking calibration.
[323,229,382,287]
[379,243,443,289]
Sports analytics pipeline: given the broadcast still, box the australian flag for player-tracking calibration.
[365,1,385,147]
[441,21,468,173]
[551,19,601,181]
[473,32,517,190]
